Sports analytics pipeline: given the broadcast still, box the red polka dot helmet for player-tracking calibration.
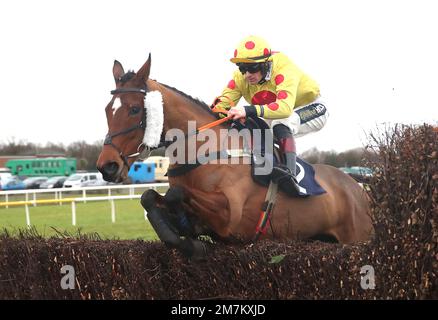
[230,36,272,64]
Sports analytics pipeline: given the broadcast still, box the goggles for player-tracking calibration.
[237,63,262,74]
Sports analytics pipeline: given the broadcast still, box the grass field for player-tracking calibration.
[0,199,159,240]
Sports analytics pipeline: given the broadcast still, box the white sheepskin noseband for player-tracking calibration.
[143,90,164,148]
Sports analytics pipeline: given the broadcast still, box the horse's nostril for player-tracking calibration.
[106,162,119,174]
[100,162,119,180]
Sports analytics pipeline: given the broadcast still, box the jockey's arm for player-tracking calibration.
[212,78,242,112]
[246,64,300,120]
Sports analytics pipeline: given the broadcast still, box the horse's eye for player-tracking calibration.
[129,106,141,116]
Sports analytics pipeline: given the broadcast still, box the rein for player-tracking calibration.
[166,97,243,177]
[180,94,235,137]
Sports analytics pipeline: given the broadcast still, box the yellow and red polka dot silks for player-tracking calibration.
[217,52,320,120]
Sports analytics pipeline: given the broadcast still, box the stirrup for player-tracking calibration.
[272,165,293,179]
[271,166,294,182]
[271,166,300,193]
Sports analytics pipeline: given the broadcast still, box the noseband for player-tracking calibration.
[104,87,148,167]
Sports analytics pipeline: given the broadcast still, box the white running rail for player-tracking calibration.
[0,183,169,227]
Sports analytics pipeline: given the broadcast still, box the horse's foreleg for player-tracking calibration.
[163,186,211,259]
[163,186,196,237]
[141,189,181,247]
[141,188,209,259]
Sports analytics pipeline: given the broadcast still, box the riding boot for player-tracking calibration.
[283,145,297,177]
[271,125,300,194]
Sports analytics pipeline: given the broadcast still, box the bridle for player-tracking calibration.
[104,87,148,167]
[104,86,234,170]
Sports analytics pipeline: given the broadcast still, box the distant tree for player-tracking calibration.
[37,142,66,155]
[78,158,88,170]
[337,148,365,167]
[66,140,102,171]
[0,139,103,172]
[0,138,37,156]
[300,147,367,167]
[300,147,321,164]
[323,150,341,167]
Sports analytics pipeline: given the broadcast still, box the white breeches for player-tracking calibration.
[264,97,329,138]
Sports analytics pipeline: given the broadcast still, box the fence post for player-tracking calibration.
[111,199,116,223]
[25,204,31,227]
[71,201,76,226]
[5,194,8,209]
[82,189,86,203]
[33,192,36,207]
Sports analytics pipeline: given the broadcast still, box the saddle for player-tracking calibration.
[233,116,326,198]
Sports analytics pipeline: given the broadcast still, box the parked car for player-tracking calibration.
[63,172,107,188]
[0,172,13,190]
[23,177,48,189]
[0,176,26,191]
[339,166,373,183]
[39,176,67,189]
[339,166,373,177]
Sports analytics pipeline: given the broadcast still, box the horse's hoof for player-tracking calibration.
[190,239,209,260]
[164,186,185,205]
[179,238,209,261]
[141,189,159,210]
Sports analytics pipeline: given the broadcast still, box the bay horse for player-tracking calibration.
[97,55,373,257]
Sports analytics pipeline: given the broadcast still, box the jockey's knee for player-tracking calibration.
[273,124,292,139]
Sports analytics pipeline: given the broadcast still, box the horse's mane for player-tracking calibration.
[159,82,216,117]
[119,71,216,117]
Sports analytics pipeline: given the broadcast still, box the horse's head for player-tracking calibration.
[97,54,160,183]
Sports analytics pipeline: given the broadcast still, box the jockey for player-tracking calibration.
[213,35,328,192]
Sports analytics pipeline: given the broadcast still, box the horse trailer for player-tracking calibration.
[128,162,155,184]
[144,156,169,182]
[5,157,77,177]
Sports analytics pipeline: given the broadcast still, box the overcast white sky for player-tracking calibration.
[0,0,437,152]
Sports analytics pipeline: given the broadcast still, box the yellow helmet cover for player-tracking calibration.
[230,35,272,64]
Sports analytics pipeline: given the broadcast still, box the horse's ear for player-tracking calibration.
[137,53,151,82]
[113,60,125,83]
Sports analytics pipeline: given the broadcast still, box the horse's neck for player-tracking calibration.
[155,83,217,133]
